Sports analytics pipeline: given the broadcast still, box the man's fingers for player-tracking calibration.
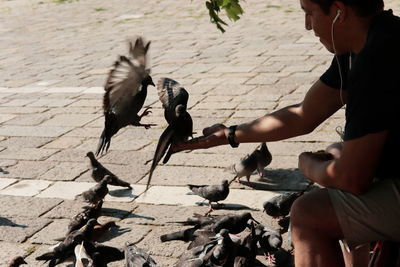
[172,136,210,152]
[203,124,225,136]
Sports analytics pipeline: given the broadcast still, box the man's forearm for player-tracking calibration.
[234,104,314,143]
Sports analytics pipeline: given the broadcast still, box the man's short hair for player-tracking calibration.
[310,0,384,17]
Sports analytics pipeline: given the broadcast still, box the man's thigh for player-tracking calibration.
[291,188,344,239]
[328,178,400,250]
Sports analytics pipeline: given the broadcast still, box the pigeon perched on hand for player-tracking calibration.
[86,152,132,189]
[125,243,157,267]
[228,143,272,184]
[188,180,229,213]
[75,176,111,204]
[146,77,193,190]
[96,37,155,156]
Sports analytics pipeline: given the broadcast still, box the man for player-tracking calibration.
[174,0,400,266]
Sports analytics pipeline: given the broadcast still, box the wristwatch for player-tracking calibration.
[227,125,239,148]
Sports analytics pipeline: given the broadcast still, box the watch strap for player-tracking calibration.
[227,125,239,148]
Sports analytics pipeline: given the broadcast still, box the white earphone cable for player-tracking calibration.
[331,11,346,107]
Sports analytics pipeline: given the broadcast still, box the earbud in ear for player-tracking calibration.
[332,9,342,24]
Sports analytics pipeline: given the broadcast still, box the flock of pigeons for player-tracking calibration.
[6,36,312,266]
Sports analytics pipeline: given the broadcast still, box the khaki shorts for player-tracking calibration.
[328,178,400,251]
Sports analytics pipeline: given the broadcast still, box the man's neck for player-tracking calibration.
[343,11,379,54]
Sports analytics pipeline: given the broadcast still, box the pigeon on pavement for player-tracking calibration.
[211,212,259,234]
[7,256,26,267]
[86,152,132,189]
[256,143,272,177]
[262,192,302,218]
[75,176,111,204]
[90,221,117,242]
[74,242,92,267]
[96,37,155,155]
[255,224,283,254]
[160,226,200,243]
[146,77,193,190]
[278,216,290,234]
[209,229,236,266]
[36,232,85,266]
[228,143,271,183]
[168,213,226,228]
[188,180,229,213]
[174,241,215,267]
[233,223,258,267]
[125,243,157,267]
[66,200,103,235]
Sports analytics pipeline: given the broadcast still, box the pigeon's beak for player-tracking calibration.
[150,80,155,87]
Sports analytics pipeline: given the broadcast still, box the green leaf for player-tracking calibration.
[204,0,243,33]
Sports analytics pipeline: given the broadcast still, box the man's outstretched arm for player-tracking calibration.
[174,80,345,151]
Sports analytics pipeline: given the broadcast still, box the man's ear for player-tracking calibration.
[331,1,346,21]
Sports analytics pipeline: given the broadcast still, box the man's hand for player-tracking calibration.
[298,150,334,181]
[172,124,229,152]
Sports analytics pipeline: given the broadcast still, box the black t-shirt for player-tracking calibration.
[320,9,400,178]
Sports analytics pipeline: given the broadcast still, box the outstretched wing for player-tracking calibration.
[157,77,189,122]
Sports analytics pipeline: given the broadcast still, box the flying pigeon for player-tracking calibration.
[96,37,155,155]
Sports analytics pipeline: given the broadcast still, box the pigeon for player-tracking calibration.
[75,176,111,204]
[74,242,92,267]
[255,224,282,254]
[278,216,290,234]
[209,229,236,266]
[96,37,155,155]
[212,212,259,234]
[125,243,157,267]
[146,77,193,190]
[256,143,272,177]
[228,143,271,183]
[263,191,305,218]
[90,221,117,242]
[187,229,218,250]
[89,243,125,263]
[174,241,216,267]
[7,256,26,267]
[233,223,258,267]
[66,200,103,235]
[36,232,85,266]
[86,152,132,189]
[160,226,200,243]
[167,213,227,228]
[188,180,229,212]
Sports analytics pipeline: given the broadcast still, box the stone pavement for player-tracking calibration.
[1,0,399,266]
